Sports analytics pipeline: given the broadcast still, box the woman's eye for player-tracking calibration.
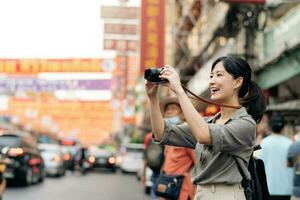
[217,74,222,77]
[210,75,213,79]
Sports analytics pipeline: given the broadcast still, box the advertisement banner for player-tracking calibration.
[101,6,139,19]
[104,23,138,35]
[140,0,165,74]
[0,59,117,74]
[103,39,138,51]
[0,77,111,93]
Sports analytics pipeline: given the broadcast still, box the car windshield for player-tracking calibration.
[0,135,20,148]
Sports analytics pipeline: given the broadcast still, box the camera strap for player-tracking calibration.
[181,84,241,109]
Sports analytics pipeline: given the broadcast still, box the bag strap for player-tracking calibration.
[234,156,249,180]
[234,144,261,180]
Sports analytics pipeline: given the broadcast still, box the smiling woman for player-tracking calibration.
[146,56,266,200]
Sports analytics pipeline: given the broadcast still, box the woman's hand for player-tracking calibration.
[145,80,159,99]
[159,65,184,94]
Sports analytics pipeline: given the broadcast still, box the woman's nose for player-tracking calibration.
[209,77,215,85]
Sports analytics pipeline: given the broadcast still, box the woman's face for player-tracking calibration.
[209,62,240,103]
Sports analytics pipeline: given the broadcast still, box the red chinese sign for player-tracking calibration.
[140,0,165,74]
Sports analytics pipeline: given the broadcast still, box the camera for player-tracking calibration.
[144,68,168,83]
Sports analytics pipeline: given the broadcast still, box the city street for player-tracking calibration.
[4,170,149,200]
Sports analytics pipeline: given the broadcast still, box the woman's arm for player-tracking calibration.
[148,96,165,141]
[159,66,211,144]
[145,81,165,141]
[176,89,211,144]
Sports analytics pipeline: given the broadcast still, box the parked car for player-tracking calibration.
[87,146,117,172]
[119,143,144,173]
[0,130,45,186]
[38,143,65,177]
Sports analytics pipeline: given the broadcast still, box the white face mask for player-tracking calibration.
[166,116,182,125]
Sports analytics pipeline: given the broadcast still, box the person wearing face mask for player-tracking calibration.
[159,97,196,200]
[145,56,266,200]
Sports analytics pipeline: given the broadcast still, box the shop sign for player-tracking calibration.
[101,6,139,19]
[0,59,107,74]
[263,5,300,64]
[140,0,165,74]
[104,39,138,51]
[104,23,138,35]
[0,77,111,93]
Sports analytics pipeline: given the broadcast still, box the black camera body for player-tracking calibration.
[144,68,168,83]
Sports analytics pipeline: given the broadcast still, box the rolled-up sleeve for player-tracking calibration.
[153,119,197,149]
[208,117,256,154]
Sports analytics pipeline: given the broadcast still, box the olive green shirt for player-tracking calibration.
[155,107,256,185]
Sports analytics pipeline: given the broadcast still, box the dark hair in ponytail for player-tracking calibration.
[211,56,266,123]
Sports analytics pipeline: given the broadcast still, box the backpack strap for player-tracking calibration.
[234,144,261,180]
[234,156,250,181]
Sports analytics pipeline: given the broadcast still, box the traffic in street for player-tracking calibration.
[4,170,148,200]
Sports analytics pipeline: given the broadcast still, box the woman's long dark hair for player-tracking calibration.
[211,56,266,123]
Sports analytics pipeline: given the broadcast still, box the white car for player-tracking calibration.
[38,144,65,177]
[119,143,144,173]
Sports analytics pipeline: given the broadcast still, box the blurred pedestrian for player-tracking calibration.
[258,113,293,200]
[145,56,266,200]
[159,97,196,200]
[142,131,161,200]
[293,125,300,142]
[287,140,300,200]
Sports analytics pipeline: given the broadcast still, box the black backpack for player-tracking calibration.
[145,140,164,173]
[235,145,270,200]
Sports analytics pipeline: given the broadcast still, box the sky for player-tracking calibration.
[0,0,140,58]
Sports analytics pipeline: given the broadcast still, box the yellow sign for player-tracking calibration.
[0,59,103,74]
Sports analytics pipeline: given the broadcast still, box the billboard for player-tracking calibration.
[140,0,165,74]
[0,77,111,93]
[104,23,137,35]
[103,39,139,51]
[0,59,118,74]
[101,6,139,19]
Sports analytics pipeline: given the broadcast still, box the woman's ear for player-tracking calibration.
[234,77,243,90]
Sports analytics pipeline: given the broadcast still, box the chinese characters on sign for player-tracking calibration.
[0,77,111,93]
[0,59,104,74]
[140,0,165,74]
